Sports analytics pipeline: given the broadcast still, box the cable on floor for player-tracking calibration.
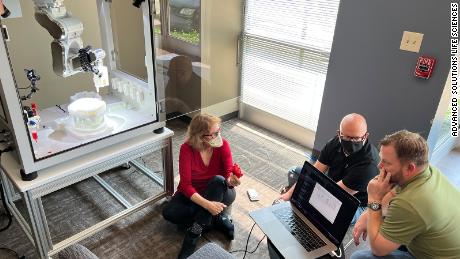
[0,154,12,232]
[0,145,24,258]
[229,223,266,258]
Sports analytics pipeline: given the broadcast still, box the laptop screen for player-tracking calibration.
[291,161,359,246]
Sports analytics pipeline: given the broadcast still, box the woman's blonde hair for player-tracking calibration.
[187,113,221,150]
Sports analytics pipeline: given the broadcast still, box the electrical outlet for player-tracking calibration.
[400,31,424,53]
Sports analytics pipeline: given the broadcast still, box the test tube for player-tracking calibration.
[31,130,38,143]
[111,78,117,90]
[31,103,38,116]
[117,80,126,94]
[130,84,137,101]
[136,90,144,104]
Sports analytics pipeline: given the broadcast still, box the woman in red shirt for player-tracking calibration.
[162,113,241,258]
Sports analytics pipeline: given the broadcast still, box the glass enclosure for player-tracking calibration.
[0,0,243,164]
[1,0,158,160]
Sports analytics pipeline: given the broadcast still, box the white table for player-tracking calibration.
[0,128,174,258]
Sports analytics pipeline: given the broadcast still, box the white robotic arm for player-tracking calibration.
[32,0,108,92]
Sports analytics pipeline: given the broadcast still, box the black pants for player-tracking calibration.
[162,175,236,227]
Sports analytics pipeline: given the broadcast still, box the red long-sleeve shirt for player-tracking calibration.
[176,138,233,198]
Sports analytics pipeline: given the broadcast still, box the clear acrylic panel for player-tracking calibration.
[154,0,241,122]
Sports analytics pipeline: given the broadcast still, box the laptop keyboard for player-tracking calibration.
[273,207,327,252]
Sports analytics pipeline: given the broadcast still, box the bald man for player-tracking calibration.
[280,113,379,224]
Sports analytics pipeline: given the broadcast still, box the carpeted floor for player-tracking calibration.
[0,117,374,259]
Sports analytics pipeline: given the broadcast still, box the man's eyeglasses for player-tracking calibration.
[203,128,221,138]
[337,130,368,142]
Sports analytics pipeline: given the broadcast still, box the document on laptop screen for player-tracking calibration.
[309,183,342,224]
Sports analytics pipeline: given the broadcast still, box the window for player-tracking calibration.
[153,0,162,36]
[154,0,201,46]
[168,0,200,45]
[240,0,340,131]
[153,0,202,118]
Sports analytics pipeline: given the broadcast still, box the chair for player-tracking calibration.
[188,242,235,259]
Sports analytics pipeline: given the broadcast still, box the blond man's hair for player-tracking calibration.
[187,113,221,150]
[380,130,428,167]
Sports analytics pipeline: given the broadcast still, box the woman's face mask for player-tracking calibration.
[203,125,222,148]
[207,132,223,147]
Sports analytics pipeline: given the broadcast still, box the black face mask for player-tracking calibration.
[340,139,364,156]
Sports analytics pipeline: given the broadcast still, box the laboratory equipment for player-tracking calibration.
[0,0,165,180]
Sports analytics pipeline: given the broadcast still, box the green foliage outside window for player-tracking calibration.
[170,29,200,45]
[154,25,199,45]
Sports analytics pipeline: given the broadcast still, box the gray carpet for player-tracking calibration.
[0,117,369,259]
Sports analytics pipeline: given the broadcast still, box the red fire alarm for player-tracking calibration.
[414,56,436,79]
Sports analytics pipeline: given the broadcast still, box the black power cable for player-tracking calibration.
[19,69,40,101]
[199,222,265,258]
[0,145,14,232]
[0,180,12,232]
[229,223,266,259]
[0,145,25,258]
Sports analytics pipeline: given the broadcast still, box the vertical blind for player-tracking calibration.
[241,0,340,131]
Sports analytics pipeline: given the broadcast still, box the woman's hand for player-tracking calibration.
[227,174,241,187]
[206,201,227,216]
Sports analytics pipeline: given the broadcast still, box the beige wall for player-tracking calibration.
[201,0,242,117]
[3,0,103,108]
[111,0,147,81]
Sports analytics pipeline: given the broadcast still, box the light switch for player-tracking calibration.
[400,31,424,53]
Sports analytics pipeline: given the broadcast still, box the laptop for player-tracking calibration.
[250,161,359,258]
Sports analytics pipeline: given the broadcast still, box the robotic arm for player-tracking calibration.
[32,0,108,92]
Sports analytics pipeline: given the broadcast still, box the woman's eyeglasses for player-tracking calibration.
[203,128,221,138]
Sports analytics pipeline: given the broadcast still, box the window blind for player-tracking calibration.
[241,0,340,131]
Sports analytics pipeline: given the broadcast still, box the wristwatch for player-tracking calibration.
[367,201,382,211]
